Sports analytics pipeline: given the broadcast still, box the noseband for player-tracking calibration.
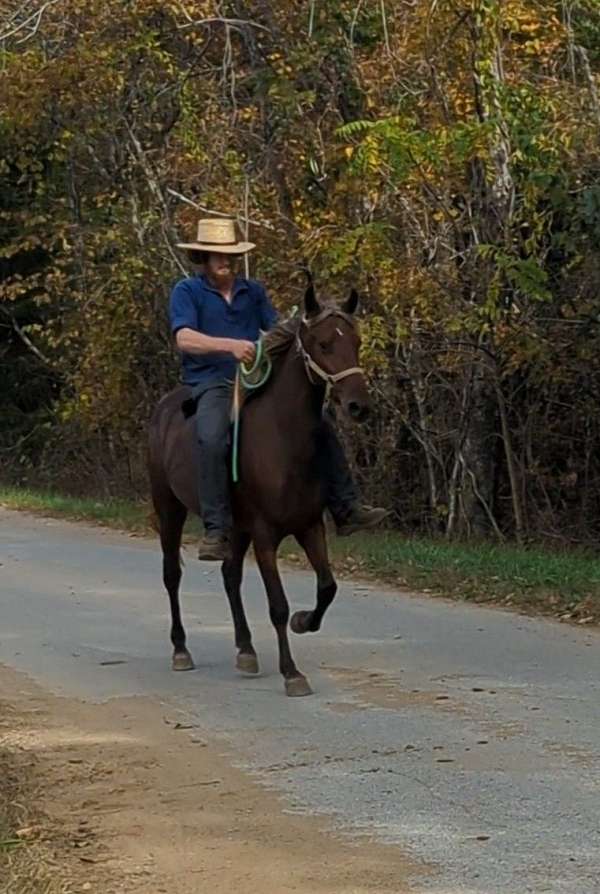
[295,308,363,391]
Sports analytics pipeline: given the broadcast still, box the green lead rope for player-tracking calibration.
[231,337,272,483]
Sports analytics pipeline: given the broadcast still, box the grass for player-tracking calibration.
[0,484,150,532]
[2,484,599,623]
[306,532,600,621]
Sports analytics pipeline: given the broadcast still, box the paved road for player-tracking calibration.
[1,508,599,893]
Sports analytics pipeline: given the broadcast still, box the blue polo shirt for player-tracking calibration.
[169,274,278,387]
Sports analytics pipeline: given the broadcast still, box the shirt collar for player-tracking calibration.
[199,273,248,299]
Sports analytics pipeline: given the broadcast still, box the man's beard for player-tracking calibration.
[212,265,234,279]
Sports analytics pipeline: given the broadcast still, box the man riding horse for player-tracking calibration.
[169,217,388,561]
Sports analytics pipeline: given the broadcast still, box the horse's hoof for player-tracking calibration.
[172,651,194,671]
[290,610,312,634]
[285,675,313,697]
[236,652,259,675]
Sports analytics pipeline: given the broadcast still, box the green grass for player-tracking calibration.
[2,485,599,622]
[0,485,150,532]
[331,532,600,594]
[284,531,600,622]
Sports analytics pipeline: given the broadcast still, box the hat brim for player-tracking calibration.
[176,241,255,254]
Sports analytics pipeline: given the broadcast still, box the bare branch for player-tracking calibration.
[124,121,187,275]
[176,16,270,34]
[349,0,366,49]
[166,187,275,230]
[576,43,600,129]
[243,175,250,278]
[0,306,53,367]
[562,1,577,83]
[0,0,60,43]
[460,451,505,541]
[2,0,39,29]
[380,0,391,56]
[308,0,316,39]
[220,14,237,122]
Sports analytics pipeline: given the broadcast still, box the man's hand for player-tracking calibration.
[230,339,256,365]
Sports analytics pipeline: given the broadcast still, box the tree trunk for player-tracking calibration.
[460,356,497,538]
[455,4,515,538]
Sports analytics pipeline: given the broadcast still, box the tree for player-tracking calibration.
[1,0,599,541]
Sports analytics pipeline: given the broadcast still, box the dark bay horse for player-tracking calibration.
[148,284,371,697]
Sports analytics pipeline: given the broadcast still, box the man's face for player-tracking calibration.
[206,252,239,280]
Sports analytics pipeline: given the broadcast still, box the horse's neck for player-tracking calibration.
[270,346,325,427]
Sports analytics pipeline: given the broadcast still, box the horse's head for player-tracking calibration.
[297,284,371,422]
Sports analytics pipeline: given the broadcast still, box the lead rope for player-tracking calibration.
[231,338,272,484]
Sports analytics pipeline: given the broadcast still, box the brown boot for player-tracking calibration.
[197,531,232,562]
[335,505,390,537]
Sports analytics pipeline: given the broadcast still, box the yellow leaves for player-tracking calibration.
[0,0,595,467]
[239,107,257,122]
[519,21,541,35]
[451,92,476,119]
[522,38,544,56]
[95,192,118,208]
[360,314,393,371]
[0,235,42,259]
[502,0,565,62]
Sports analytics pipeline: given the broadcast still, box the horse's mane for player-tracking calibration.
[262,305,355,358]
[262,316,301,357]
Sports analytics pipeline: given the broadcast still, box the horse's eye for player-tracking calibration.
[319,340,333,352]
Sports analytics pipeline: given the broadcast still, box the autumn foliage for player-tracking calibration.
[1,0,600,542]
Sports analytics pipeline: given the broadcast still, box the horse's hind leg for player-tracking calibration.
[221,529,259,675]
[290,520,337,635]
[154,487,193,671]
[254,529,312,697]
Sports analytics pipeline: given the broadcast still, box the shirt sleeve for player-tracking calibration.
[256,283,279,331]
[169,280,199,335]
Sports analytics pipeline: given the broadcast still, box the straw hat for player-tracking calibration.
[176,217,255,254]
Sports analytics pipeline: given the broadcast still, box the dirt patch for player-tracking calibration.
[321,664,472,717]
[0,702,71,894]
[0,664,418,894]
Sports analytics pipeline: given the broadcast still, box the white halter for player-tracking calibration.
[295,308,363,392]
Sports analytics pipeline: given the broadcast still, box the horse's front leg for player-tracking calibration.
[290,519,337,635]
[253,529,313,697]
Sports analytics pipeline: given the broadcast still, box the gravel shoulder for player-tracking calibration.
[0,663,415,894]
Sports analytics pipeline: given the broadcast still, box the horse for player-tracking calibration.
[148,283,372,697]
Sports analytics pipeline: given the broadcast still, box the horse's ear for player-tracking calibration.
[304,283,321,318]
[342,289,359,315]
